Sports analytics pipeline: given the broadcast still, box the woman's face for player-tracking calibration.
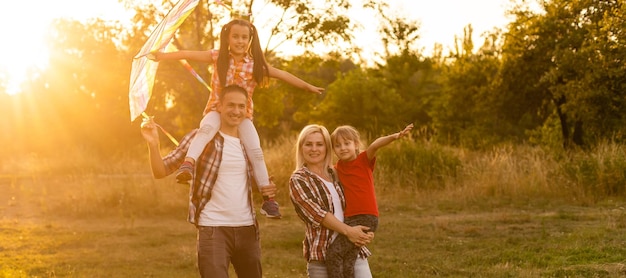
[302,132,327,166]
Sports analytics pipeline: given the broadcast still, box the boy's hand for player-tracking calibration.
[396,123,414,139]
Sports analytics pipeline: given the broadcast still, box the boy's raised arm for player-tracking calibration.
[366,123,414,160]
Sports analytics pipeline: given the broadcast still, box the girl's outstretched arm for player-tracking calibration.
[267,65,325,94]
[149,50,213,63]
[366,123,414,160]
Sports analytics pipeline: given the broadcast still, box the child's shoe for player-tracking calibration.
[176,161,194,184]
[260,199,282,219]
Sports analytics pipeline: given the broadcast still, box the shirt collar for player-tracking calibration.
[229,52,252,63]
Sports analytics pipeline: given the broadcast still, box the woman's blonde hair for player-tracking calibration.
[295,124,333,171]
[331,125,362,155]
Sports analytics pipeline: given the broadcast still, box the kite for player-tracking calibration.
[128,0,244,145]
[128,0,200,122]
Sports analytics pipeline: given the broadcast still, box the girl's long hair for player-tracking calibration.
[217,19,269,86]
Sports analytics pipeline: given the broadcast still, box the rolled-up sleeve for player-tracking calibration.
[289,173,328,228]
[162,130,196,175]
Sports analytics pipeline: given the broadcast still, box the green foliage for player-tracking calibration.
[558,141,626,201]
[6,0,626,160]
[265,0,353,49]
[430,25,523,148]
[311,67,402,132]
[255,54,341,139]
[376,139,461,191]
[380,50,437,127]
[500,0,626,148]
[526,112,563,150]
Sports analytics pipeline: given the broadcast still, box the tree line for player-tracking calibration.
[1,0,625,157]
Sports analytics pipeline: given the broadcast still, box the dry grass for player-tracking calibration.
[1,140,626,277]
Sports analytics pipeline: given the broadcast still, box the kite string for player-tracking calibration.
[142,112,180,146]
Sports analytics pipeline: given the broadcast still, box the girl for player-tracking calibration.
[151,19,324,218]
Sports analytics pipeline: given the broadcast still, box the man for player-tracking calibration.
[140,84,276,278]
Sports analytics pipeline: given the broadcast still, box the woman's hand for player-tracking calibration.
[345,225,374,247]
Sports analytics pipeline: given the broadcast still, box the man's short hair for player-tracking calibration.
[220,85,248,100]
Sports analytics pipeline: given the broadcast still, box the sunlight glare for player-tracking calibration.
[0,2,51,95]
[0,0,131,95]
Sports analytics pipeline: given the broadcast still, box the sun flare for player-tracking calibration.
[0,0,131,95]
[0,3,51,95]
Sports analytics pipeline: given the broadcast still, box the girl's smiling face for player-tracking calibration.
[228,24,251,56]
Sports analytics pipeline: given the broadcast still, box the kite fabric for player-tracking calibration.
[128,0,200,121]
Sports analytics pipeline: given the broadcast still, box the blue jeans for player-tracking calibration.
[197,225,261,278]
[307,258,372,278]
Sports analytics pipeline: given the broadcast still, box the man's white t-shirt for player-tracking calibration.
[198,132,254,226]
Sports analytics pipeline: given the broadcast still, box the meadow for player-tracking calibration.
[1,136,625,277]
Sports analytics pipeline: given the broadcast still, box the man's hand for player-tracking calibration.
[140,116,159,146]
[259,176,278,198]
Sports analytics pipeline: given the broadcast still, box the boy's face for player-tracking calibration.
[333,137,357,161]
[217,90,247,128]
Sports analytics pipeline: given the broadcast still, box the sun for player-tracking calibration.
[0,0,132,96]
[0,3,51,95]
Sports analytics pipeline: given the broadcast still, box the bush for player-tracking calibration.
[558,141,626,202]
[375,140,461,191]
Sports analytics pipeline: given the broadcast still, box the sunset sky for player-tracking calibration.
[0,0,513,95]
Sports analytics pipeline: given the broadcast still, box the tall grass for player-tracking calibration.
[2,136,626,277]
[374,139,626,209]
[4,136,626,220]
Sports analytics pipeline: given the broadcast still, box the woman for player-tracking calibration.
[289,124,374,278]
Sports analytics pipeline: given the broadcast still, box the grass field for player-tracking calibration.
[1,141,626,277]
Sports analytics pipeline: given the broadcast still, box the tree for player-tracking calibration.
[262,0,355,52]
[119,0,361,139]
[5,18,134,153]
[310,66,404,133]
[430,25,504,147]
[500,0,626,148]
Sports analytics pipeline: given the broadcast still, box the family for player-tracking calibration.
[140,18,413,278]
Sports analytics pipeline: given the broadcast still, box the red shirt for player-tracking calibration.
[335,152,378,217]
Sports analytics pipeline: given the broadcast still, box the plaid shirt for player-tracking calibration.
[204,49,257,119]
[162,129,257,231]
[289,166,371,262]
